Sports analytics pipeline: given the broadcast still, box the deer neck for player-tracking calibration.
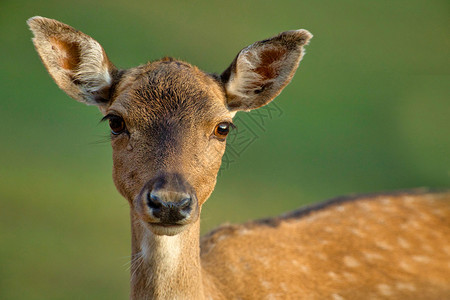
[129,212,204,300]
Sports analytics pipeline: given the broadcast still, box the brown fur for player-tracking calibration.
[49,37,81,70]
[201,191,450,299]
[28,16,450,299]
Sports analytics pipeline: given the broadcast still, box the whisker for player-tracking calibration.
[130,252,145,279]
[88,135,112,146]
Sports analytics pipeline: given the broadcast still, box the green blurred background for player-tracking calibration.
[0,0,449,298]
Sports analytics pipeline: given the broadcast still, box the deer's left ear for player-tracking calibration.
[221,30,312,111]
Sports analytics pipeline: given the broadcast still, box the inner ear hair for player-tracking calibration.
[221,29,312,111]
[27,16,117,106]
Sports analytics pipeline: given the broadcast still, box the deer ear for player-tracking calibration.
[221,29,312,111]
[27,16,117,107]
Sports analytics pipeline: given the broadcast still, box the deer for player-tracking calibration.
[28,16,450,299]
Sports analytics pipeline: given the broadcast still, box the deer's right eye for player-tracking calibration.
[102,115,127,135]
[109,116,126,135]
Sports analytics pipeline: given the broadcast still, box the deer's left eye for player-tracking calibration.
[213,122,234,140]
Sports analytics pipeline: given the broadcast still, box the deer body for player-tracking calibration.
[201,192,450,299]
[28,16,450,299]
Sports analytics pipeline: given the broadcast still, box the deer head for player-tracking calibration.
[28,16,312,236]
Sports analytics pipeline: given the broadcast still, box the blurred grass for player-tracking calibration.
[0,0,449,298]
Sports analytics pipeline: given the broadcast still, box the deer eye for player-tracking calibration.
[213,122,234,140]
[102,115,127,135]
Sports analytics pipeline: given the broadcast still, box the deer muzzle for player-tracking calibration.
[134,172,199,236]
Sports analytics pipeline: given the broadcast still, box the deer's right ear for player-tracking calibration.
[27,16,117,107]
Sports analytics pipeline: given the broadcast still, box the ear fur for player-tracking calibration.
[221,29,312,111]
[27,16,117,106]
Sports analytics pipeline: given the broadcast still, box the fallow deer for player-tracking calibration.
[28,16,450,299]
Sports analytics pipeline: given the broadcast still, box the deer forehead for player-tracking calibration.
[108,59,232,129]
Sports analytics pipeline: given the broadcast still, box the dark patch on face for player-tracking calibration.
[150,172,194,195]
[149,118,185,167]
[129,170,137,180]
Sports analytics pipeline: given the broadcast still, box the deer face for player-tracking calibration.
[28,16,311,236]
[106,60,232,235]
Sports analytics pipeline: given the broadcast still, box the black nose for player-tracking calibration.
[147,191,193,223]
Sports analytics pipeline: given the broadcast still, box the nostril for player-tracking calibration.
[178,197,191,209]
[145,191,194,222]
[178,197,192,215]
[147,193,163,210]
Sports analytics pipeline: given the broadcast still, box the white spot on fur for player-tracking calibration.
[403,196,415,204]
[343,256,360,268]
[363,251,384,261]
[305,214,320,223]
[412,255,430,263]
[358,202,373,211]
[260,257,270,268]
[376,240,393,250]
[238,228,250,236]
[227,264,239,273]
[396,282,416,291]
[397,237,410,249]
[217,235,227,242]
[317,253,328,260]
[332,294,345,300]
[400,222,408,230]
[350,228,364,237]
[324,226,334,233]
[408,221,421,229]
[399,261,414,272]
[328,271,338,280]
[377,284,393,296]
[261,280,271,289]
[300,265,310,273]
[342,272,357,282]
[336,205,346,212]
[381,198,392,205]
